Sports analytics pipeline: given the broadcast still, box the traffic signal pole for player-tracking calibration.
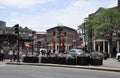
[14,24,20,62]
[17,31,20,62]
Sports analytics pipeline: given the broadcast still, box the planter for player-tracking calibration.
[57,57,66,64]
[66,57,76,65]
[47,56,52,63]
[23,56,39,63]
[77,56,90,65]
[50,57,59,64]
[41,56,48,63]
[90,58,103,66]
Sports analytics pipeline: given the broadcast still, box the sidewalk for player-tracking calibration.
[2,58,120,72]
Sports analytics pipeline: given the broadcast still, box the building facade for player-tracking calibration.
[47,25,80,53]
[34,32,47,51]
[0,21,6,27]
[0,22,36,57]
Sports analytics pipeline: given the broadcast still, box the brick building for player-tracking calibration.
[34,32,47,50]
[47,25,80,53]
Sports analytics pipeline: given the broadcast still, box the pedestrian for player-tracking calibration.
[47,49,51,56]
[0,47,4,62]
[13,49,18,62]
[19,49,23,60]
[8,49,13,62]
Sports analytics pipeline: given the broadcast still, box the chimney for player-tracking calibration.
[118,0,120,7]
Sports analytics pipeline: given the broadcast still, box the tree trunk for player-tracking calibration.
[108,32,113,57]
[87,27,93,52]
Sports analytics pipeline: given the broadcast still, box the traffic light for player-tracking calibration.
[14,24,19,34]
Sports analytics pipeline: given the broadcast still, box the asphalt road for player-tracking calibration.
[0,64,120,78]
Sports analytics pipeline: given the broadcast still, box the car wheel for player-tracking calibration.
[104,57,107,60]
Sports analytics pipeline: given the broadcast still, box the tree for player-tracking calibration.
[78,16,96,52]
[78,8,120,56]
[94,9,120,57]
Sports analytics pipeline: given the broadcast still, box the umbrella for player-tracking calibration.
[24,43,31,48]
[77,43,86,49]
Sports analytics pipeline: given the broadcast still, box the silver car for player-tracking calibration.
[68,49,84,55]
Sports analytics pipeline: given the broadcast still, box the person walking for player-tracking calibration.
[13,49,18,62]
[0,47,4,62]
[9,49,13,62]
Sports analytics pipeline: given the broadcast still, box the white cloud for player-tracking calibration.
[6,0,117,32]
[0,0,52,8]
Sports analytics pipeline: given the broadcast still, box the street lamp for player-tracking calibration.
[83,23,86,46]
[46,42,49,55]
[29,31,35,54]
[32,31,35,54]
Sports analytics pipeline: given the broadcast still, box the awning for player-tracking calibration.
[77,43,86,49]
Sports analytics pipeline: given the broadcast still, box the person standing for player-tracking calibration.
[0,47,4,62]
[9,49,13,62]
[13,49,18,62]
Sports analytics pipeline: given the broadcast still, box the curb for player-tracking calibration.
[6,62,120,72]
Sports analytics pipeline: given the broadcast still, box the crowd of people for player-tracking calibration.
[0,47,53,62]
[0,47,22,62]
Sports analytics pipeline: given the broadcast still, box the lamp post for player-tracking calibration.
[32,31,35,54]
[28,31,35,54]
[46,42,49,55]
[83,23,86,46]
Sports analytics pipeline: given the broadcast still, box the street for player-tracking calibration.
[0,64,120,78]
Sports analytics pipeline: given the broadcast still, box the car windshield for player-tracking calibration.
[69,49,83,54]
[75,49,83,53]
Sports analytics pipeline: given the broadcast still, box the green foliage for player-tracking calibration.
[90,52,103,59]
[78,8,120,54]
[83,9,120,40]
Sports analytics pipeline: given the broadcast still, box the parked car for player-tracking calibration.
[102,52,109,60]
[68,49,85,55]
[90,51,109,60]
[116,52,120,61]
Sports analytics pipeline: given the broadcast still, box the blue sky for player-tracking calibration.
[0,0,117,32]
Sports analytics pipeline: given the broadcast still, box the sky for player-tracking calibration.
[0,0,117,32]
